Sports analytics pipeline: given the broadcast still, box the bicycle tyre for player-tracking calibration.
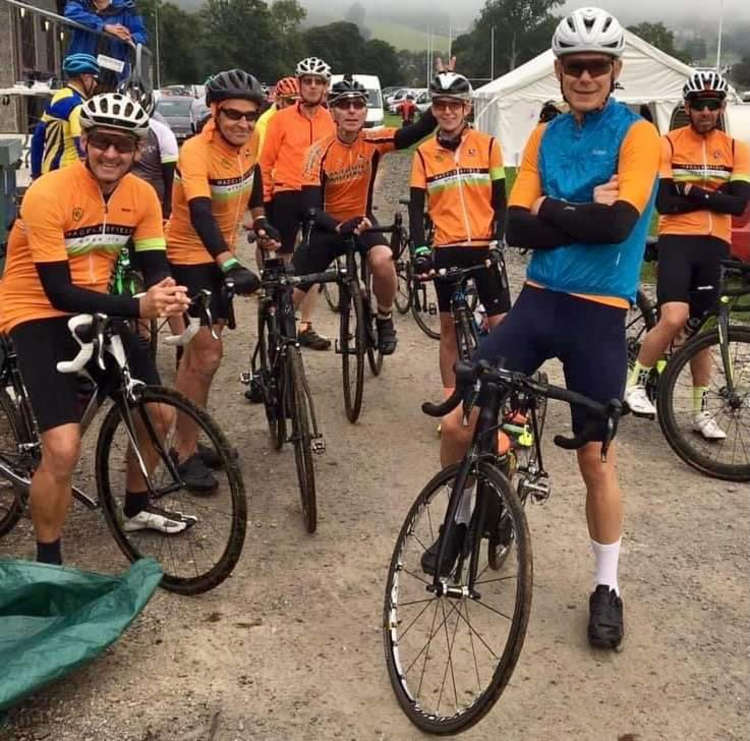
[258,309,284,450]
[95,385,247,594]
[287,348,317,533]
[0,390,26,537]
[321,282,341,313]
[394,259,412,315]
[455,307,478,363]
[626,288,657,369]
[411,279,440,340]
[656,325,750,482]
[383,461,532,734]
[340,282,366,423]
[362,266,383,377]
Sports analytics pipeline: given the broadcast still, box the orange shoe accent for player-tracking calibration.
[497,431,511,456]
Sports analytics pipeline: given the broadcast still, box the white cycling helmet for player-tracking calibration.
[429,72,473,102]
[295,56,332,81]
[552,7,626,58]
[683,70,729,100]
[80,93,150,137]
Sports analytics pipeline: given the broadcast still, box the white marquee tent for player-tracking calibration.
[473,30,696,166]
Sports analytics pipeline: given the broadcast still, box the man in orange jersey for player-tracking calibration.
[435,8,661,650]
[625,71,750,437]
[291,76,438,355]
[0,93,191,565]
[260,56,335,350]
[167,69,276,490]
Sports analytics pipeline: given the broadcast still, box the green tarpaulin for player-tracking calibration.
[0,557,162,712]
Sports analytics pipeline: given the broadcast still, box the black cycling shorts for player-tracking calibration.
[268,190,305,255]
[291,227,387,291]
[10,316,160,433]
[656,234,729,319]
[433,246,511,317]
[478,285,626,440]
[170,262,230,324]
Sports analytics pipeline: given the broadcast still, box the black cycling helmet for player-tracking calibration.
[205,69,265,105]
[429,72,472,102]
[329,75,369,105]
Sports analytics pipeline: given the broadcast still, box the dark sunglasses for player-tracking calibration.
[333,99,367,110]
[688,98,723,111]
[220,107,260,122]
[87,131,137,153]
[561,59,613,79]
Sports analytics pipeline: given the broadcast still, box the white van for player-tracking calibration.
[330,74,384,129]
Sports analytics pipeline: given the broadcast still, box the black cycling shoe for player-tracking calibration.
[197,441,237,470]
[376,317,398,355]
[588,584,624,649]
[421,523,467,577]
[298,326,331,351]
[244,377,264,404]
[175,452,218,494]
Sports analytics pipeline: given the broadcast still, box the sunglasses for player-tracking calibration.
[432,99,464,112]
[688,98,723,111]
[87,131,137,153]
[561,59,613,79]
[278,96,299,106]
[220,107,260,122]
[333,99,367,110]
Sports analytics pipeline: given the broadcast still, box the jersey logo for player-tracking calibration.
[713,150,722,159]
[72,207,83,222]
[467,148,477,156]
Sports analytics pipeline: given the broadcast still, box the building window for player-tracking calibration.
[20,10,36,71]
[43,18,56,74]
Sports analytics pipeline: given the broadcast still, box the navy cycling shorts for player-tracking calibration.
[477,285,627,440]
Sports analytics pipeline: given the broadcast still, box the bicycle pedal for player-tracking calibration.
[239,371,251,385]
[311,437,326,455]
[518,476,551,503]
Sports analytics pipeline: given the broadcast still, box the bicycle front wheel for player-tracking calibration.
[340,282,366,423]
[383,461,532,734]
[626,288,657,370]
[96,385,247,594]
[394,259,412,315]
[411,279,440,340]
[0,390,28,537]
[321,282,341,313]
[656,325,750,481]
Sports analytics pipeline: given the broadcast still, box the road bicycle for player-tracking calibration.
[0,296,246,594]
[383,359,621,733]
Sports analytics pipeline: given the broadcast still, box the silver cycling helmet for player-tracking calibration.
[429,72,472,102]
[552,7,626,58]
[79,93,150,137]
[295,56,332,81]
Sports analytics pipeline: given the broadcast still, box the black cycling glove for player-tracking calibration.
[337,216,367,236]
[412,245,433,275]
[221,258,260,296]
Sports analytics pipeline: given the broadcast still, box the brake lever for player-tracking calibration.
[599,400,622,462]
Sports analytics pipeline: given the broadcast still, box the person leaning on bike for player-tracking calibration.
[167,69,277,491]
[437,7,661,650]
[289,76,440,355]
[0,93,192,565]
[409,70,511,394]
[625,71,750,438]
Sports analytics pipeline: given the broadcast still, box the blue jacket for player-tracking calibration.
[64,0,147,71]
[527,99,657,304]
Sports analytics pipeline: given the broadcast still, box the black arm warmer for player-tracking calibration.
[161,162,175,219]
[656,178,703,215]
[492,180,507,242]
[686,180,750,216]
[37,261,140,317]
[394,109,437,150]
[505,206,573,250]
[249,164,263,209]
[408,187,427,248]
[301,185,339,232]
[538,197,640,244]
[134,249,171,289]
[188,197,229,258]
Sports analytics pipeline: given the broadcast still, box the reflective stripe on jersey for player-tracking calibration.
[0,161,165,332]
[658,126,750,244]
[411,128,504,247]
[166,118,259,265]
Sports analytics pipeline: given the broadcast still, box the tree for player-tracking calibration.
[302,22,365,75]
[362,39,400,87]
[680,36,707,65]
[396,49,428,87]
[627,22,690,63]
[731,55,750,90]
[270,0,307,76]
[452,0,562,82]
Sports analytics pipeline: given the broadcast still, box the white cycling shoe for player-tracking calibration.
[692,412,727,440]
[123,505,198,534]
[624,385,656,417]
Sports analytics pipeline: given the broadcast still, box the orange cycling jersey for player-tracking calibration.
[302,128,400,222]
[260,102,335,202]
[658,125,750,244]
[411,128,505,248]
[0,161,165,333]
[166,118,259,265]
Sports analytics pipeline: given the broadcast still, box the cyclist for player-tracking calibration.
[291,76,438,355]
[397,94,417,127]
[30,53,100,179]
[259,56,335,351]
[167,69,274,490]
[409,71,510,394]
[433,7,661,650]
[0,93,192,565]
[255,76,300,154]
[625,71,750,437]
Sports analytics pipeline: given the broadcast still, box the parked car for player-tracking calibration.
[413,89,431,115]
[330,74,384,128]
[155,95,195,142]
[387,87,418,113]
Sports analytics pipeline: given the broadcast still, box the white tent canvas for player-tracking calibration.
[473,30,695,166]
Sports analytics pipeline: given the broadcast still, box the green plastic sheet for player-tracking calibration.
[0,557,162,712]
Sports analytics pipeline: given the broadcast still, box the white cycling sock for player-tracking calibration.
[591,538,621,596]
[454,484,476,525]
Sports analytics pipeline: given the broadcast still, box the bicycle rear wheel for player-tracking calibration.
[411,279,440,340]
[626,288,657,369]
[394,258,412,315]
[96,385,247,594]
[321,282,341,313]
[383,461,532,734]
[258,309,284,450]
[362,263,383,377]
[286,348,317,533]
[0,390,28,537]
[340,282,366,423]
[656,325,750,481]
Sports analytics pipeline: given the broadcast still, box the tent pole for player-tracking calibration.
[490,26,495,80]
